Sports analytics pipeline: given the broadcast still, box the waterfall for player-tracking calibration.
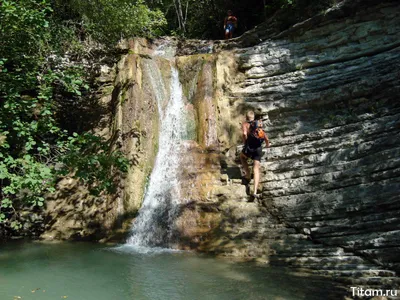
[125,65,186,250]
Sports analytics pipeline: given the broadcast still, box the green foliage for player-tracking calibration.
[0,0,131,235]
[58,133,129,196]
[1,0,52,57]
[49,21,86,56]
[58,0,167,45]
[0,0,57,215]
[0,154,54,207]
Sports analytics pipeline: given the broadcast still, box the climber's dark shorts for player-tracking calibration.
[225,23,235,34]
[242,145,263,161]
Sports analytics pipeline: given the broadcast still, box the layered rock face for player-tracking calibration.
[173,0,400,289]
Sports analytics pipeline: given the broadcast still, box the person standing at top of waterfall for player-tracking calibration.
[224,10,237,39]
[240,111,270,199]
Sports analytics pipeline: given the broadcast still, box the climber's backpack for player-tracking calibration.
[248,119,266,146]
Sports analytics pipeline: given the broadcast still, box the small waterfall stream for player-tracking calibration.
[126,64,186,250]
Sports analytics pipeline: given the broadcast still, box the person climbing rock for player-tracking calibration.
[240,111,270,200]
[224,10,237,39]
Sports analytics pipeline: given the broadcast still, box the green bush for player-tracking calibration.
[58,133,129,196]
[0,0,131,234]
[61,0,167,45]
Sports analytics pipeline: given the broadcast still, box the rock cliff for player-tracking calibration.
[172,0,400,291]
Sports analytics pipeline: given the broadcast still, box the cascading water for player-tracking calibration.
[125,64,186,250]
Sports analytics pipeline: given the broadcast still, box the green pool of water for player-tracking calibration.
[0,242,343,300]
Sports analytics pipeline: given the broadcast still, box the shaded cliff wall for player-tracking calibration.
[235,0,400,269]
[41,40,164,241]
[174,0,400,288]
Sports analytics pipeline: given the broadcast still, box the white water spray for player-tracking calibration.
[126,65,186,250]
